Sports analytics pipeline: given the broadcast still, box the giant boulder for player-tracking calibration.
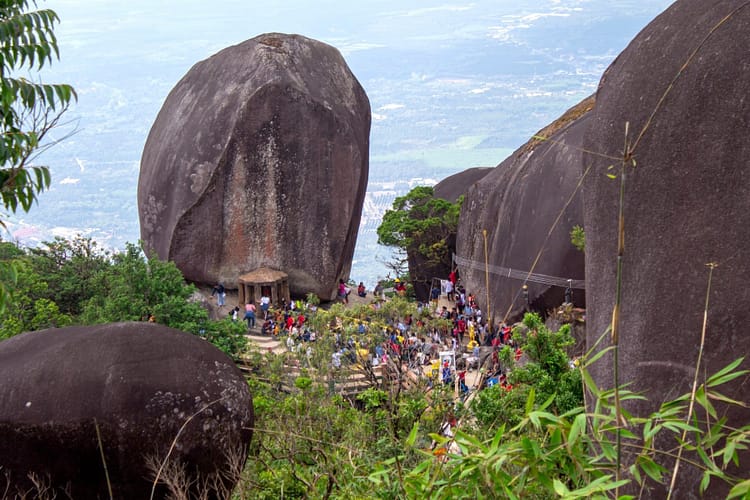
[0,322,253,499]
[138,33,370,300]
[583,0,750,496]
[456,96,592,324]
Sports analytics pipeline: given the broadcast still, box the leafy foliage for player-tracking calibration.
[76,242,246,358]
[0,1,76,211]
[80,243,200,325]
[471,313,582,429]
[368,357,750,500]
[0,257,71,339]
[0,238,246,358]
[27,236,110,316]
[377,186,462,266]
[570,224,585,252]
[0,1,76,313]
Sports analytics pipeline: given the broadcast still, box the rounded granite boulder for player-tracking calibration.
[138,33,370,300]
[456,96,592,323]
[0,322,253,499]
[583,0,750,496]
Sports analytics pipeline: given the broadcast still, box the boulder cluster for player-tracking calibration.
[5,1,745,495]
[453,0,750,496]
[456,96,593,322]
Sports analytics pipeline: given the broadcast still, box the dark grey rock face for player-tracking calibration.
[0,322,253,499]
[583,1,750,496]
[456,97,592,324]
[138,33,370,300]
[433,167,492,204]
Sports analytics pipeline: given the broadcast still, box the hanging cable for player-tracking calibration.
[452,253,585,289]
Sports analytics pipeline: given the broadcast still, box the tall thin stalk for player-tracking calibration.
[666,262,717,499]
[611,121,632,491]
[94,418,114,500]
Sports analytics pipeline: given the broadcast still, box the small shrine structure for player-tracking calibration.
[237,267,290,307]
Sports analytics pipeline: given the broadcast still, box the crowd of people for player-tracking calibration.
[213,272,522,391]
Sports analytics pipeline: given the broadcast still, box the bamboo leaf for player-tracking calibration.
[722,439,737,468]
[707,390,748,407]
[581,368,599,396]
[567,412,586,450]
[538,392,555,411]
[638,455,666,483]
[728,479,750,499]
[699,470,711,494]
[695,386,717,419]
[706,358,746,387]
[662,421,699,434]
[525,387,536,415]
[488,424,505,456]
[405,422,419,447]
[553,479,569,496]
[584,345,616,367]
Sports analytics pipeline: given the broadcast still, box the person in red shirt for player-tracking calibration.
[491,347,500,372]
[456,316,466,347]
[458,369,469,394]
[394,278,407,296]
[491,334,501,348]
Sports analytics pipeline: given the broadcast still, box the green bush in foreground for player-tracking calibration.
[369,356,750,499]
[0,238,247,358]
[471,313,582,431]
[236,305,750,499]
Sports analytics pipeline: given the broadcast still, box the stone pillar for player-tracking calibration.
[238,282,246,306]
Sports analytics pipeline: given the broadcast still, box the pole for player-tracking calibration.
[522,284,529,310]
[482,229,491,324]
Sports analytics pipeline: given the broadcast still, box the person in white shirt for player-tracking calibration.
[260,294,271,319]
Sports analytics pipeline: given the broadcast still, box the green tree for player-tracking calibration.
[80,243,204,326]
[378,186,462,298]
[0,239,23,260]
[28,236,111,316]
[78,243,247,358]
[0,257,71,339]
[377,186,462,266]
[0,1,76,312]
